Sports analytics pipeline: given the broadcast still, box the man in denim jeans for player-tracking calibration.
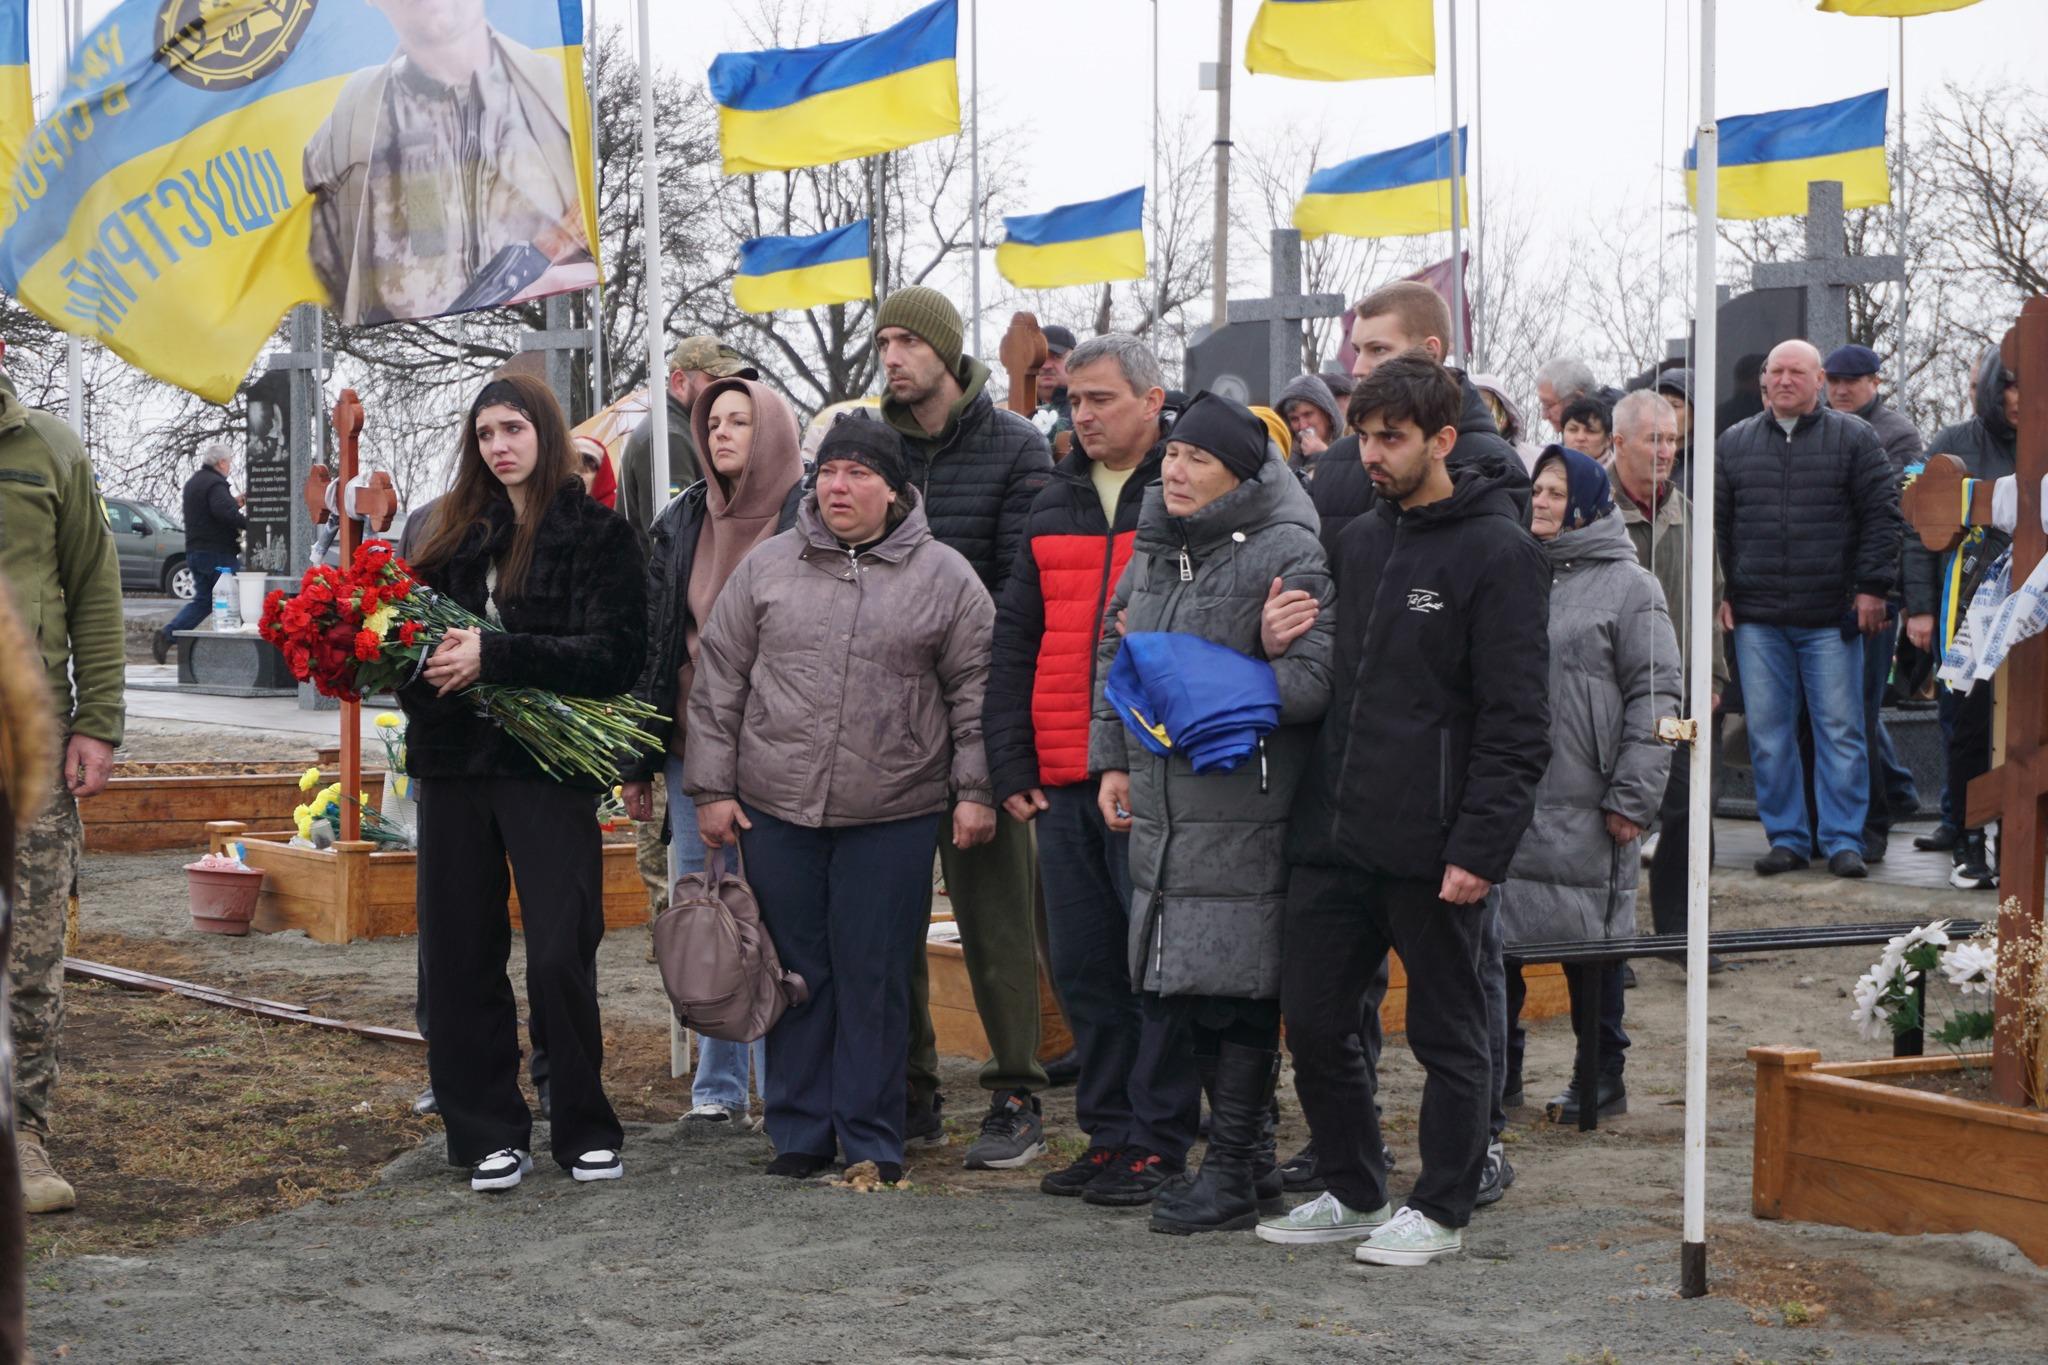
[154,445,246,662]
[1715,340,1903,880]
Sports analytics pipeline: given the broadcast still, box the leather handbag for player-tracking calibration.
[652,844,808,1043]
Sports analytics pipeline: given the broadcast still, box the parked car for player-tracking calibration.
[102,497,191,599]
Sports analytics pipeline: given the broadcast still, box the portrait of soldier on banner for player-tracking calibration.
[302,0,598,325]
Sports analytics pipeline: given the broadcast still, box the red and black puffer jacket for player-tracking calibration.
[986,442,1163,802]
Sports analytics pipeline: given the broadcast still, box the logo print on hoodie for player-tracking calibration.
[1407,589,1444,614]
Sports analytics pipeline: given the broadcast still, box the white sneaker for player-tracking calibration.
[470,1148,532,1192]
[1254,1191,1392,1245]
[1354,1205,1463,1266]
[571,1149,624,1182]
[683,1102,734,1125]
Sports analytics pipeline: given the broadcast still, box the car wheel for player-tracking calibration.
[166,560,195,601]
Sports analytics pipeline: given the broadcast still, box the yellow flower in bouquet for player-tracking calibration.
[374,712,403,730]
[299,766,322,792]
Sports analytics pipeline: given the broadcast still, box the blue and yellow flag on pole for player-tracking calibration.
[1293,129,1467,240]
[1816,1,1981,15]
[733,220,872,314]
[1245,0,1435,81]
[710,0,960,177]
[995,188,1146,290]
[1685,90,1889,220]
[0,1,600,404]
[0,1,29,177]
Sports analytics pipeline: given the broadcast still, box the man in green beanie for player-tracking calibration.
[874,285,1055,1172]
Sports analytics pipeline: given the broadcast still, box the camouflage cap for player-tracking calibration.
[668,336,749,377]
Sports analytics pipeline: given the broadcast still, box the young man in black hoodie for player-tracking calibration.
[1259,354,1550,1266]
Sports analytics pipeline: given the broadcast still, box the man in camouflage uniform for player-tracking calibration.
[0,368,124,1215]
[303,0,597,325]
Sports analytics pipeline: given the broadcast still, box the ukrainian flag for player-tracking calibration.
[733,220,872,314]
[996,188,1146,290]
[0,2,28,176]
[1293,129,1467,241]
[1686,90,1889,221]
[710,0,960,176]
[1817,1,1980,14]
[1245,0,1434,82]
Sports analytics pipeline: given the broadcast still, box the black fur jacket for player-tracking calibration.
[398,479,647,790]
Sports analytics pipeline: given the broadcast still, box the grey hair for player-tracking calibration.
[1535,356,1597,400]
[1612,389,1673,440]
[1064,332,1165,397]
[196,441,235,470]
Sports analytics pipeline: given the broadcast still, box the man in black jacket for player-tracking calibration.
[1717,340,1904,880]
[155,444,247,661]
[1308,281,1529,556]
[875,286,1057,1171]
[1260,355,1550,1266]
[1902,344,2017,887]
[985,333,1199,1206]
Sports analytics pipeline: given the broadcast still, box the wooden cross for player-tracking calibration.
[332,391,367,845]
[999,311,1049,420]
[1907,299,2047,1107]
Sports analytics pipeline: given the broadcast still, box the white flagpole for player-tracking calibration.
[969,0,982,357]
[1446,0,1466,367]
[1682,0,1718,1304]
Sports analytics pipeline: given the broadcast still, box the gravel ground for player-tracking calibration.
[29,720,2048,1362]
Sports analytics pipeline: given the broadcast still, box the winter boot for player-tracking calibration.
[18,1135,76,1214]
[1950,830,1997,890]
[1151,1042,1276,1235]
[1250,1057,1285,1215]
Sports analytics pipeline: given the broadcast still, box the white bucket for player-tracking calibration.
[235,571,269,630]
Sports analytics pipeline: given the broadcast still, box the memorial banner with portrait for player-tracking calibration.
[0,1,600,403]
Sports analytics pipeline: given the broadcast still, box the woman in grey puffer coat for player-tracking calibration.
[1088,392,1333,1235]
[1503,445,1679,1127]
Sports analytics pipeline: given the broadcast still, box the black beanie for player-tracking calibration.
[816,412,911,493]
[1170,391,1269,483]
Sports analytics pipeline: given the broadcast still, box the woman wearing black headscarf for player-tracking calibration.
[1501,445,1680,1126]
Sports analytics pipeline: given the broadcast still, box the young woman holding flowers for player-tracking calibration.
[401,373,647,1193]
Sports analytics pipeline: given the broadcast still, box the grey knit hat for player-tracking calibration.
[875,286,965,375]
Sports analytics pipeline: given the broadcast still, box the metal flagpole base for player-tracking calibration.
[1681,1241,1707,1299]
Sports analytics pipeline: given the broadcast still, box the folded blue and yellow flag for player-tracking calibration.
[733,220,872,314]
[1816,1,1981,14]
[1245,0,1434,81]
[0,0,600,403]
[710,0,960,176]
[995,188,1146,290]
[0,2,28,178]
[1686,89,1889,220]
[1293,129,1467,240]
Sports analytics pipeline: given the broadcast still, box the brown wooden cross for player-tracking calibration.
[998,311,1048,419]
[1906,299,2048,1107]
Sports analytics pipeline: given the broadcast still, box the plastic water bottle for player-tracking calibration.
[211,573,239,630]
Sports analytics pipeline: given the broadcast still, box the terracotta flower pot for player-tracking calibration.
[185,862,265,936]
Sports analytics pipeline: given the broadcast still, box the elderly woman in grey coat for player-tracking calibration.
[1502,445,1680,1127]
[1090,392,1334,1235]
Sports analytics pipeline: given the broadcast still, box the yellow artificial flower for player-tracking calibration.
[374,712,403,730]
[299,766,322,792]
[294,804,313,839]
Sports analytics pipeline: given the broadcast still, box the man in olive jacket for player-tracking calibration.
[0,373,124,1215]
[875,286,1055,1171]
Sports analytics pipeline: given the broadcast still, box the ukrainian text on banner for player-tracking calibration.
[1244,0,1434,82]
[0,1,29,177]
[0,1,600,404]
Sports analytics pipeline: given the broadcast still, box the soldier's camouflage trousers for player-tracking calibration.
[9,774,77,1139]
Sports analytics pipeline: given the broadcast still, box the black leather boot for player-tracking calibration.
[1251,1057,1285,1215]
[1151,1042,1276,1235]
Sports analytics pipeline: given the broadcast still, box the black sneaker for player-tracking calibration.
[1950,832,1997,890]
[1474,1140,1514,1208]
[963,1090,1045,1170]
[1278,1141,1323,1193]
[469,1148,531,1192]
[764,1151,834,1179]
[1828,850,1868,879]
[1913,822,1959,852]
[1082,1147,1178,1206]
[1620,963,1638,990]
[1040,1145,1119,1196]
[1501,1069,1525,1109]
[904,1091,947,1149]
[874,1161,904,1185]
[1862,827,1889,864]
[1041,1047,1081,1088]
[1753,846,1810,876]
[570,1149,622,1182]
[151,630,170,665]
[1546,1074,1628,1124]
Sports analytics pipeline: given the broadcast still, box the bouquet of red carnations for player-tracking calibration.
[259,541,663,786]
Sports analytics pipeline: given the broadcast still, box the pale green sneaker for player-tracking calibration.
[1254,1191,1392,1245]
[1353,1204,1463,1265]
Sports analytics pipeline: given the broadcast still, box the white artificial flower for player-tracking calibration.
[1940,940,1998,997]
[1850,972,1892,1042]
[1031,408,1058,435]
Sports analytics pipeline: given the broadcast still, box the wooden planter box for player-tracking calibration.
[1750,1045,2048,1266]
[1385,956,1567,1035]
[205,821,649,945]
[84,763,386,852]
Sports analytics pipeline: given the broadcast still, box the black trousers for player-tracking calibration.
[1037,781,1199,1160]
[1940,683,1995,834]
[1505,961,1629,1081]
[1649,723,1719,936]
[1281,865,1492,1229]
[416,775,620,1169]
